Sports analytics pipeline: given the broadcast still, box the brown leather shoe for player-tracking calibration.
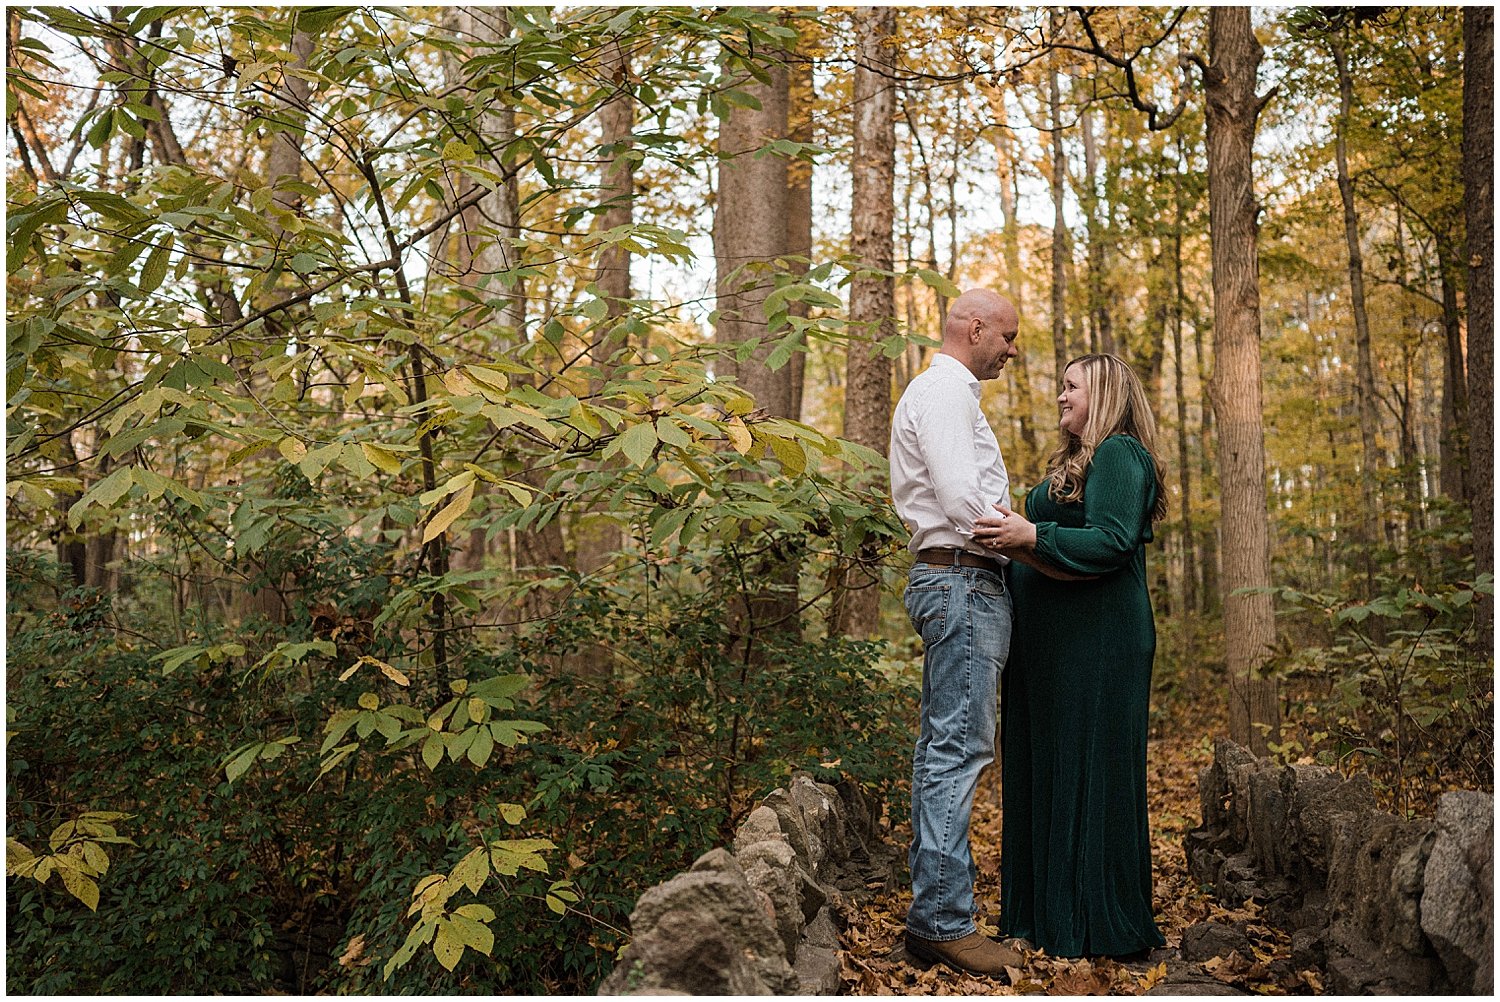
[905,931,1024,976]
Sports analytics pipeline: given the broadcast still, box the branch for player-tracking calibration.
[1065,5,1192,130]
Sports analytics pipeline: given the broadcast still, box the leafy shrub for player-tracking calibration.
[7,553,913,995]
[1266,570,1493,816]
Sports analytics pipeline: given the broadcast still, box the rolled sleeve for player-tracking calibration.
[915,395,990,537]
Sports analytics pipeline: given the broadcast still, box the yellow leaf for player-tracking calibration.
[57,866,100,910]
[422,482,474,544]
[361,443,403,474]
[82,841,109,876]
[379,662,411,686]
[432,922,464,970]
[278,437,307,463]
[343,371,366,409]
[726,416,752,454]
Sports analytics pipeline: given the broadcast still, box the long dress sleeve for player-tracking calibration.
[1031,435,1154,576]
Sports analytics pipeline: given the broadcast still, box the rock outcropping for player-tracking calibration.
[1185,739,1493,995]
[598,775,898,995]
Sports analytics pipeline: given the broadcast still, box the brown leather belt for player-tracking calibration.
[916,548,1004,573]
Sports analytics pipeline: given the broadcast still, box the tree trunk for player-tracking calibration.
[786,47,814,424]
[1081,107,1116,358]
[1202,7,1279,754]
[573,38,635,582]
[1048,37,1070,383]
[1330,36,1382,601]
[1464,6,1493,637]
[1170,169,1197,642]
[714,37,798,651]
[833,5,896,639]
[715,61,793,417]
[449,11,566,606]
[1438,255,1470,505]
[991,84,1039,471]
[1392,212,1429,539]
[265,29,315,216]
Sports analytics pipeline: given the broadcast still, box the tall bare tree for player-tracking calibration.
[1463,7,1493,637]
[714,34,798,649]
[833,5,897,638]
[786,44,815,423]
[1048,28,1070,383]
[573,37,635,580]
[1195,7,1279,753]
[715,60,793,417]
[1329,35,1382,601]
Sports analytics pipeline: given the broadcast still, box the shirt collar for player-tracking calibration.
[931,352,981,398]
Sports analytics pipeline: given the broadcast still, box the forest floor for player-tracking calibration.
[837,681,1325,996]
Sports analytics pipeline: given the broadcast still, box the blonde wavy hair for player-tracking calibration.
[1044,353,1169,523]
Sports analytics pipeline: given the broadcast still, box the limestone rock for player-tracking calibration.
[761,788,817,876]
[733,805,787,855]
[1290,770,1375,879]
[788,775,851,872]
[738,840,807,959]
[1145,963,1252,997]
[1179,922,1253,963]
[598,849,796,995]
[1420,790,1494,994]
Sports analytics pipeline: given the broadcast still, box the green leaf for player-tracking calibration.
[655,417,693,449]
[421,733,443,771]
[138,239,171,294]
[546,879,580,915]
[617,421,658,468]
[418,470,475,506]
[67,466,135,528]
[299,442,342,480]
[490,718,547,747]
[224,742,263,783]
[81,842,109,876]
[362,442,404,474]
[914,267,961,299]
[278,437,307,463]
[442,139,475,161]
[316,742,358,781]
[6,838,36,873]
[85,107,114,149]
[466,726,494,768]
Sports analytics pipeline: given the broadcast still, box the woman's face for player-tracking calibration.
[1058,363,1090,436]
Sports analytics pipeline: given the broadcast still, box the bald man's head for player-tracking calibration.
[940,289,1020,380]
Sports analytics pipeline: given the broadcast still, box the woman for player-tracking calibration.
[973,353,1168,959]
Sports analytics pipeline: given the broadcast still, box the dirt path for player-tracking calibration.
[837,690,1321,995]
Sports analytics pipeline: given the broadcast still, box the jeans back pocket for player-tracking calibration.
[904,581,951,647]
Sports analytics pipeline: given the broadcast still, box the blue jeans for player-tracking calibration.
[904,561,1011,942]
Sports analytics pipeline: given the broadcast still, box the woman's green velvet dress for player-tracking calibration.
[1000,434,1165,958]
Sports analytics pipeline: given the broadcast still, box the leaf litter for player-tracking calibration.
[837,689,1321,995]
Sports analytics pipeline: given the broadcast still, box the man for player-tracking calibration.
[888,288,1023,977]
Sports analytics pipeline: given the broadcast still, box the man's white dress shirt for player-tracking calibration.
[889,353,1011,560]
